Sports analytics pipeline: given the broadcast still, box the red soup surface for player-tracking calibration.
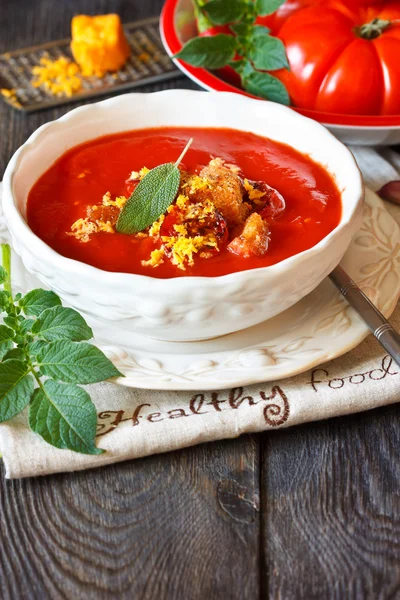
[27,127,342,278]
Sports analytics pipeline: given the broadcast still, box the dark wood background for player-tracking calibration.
[0,1,399,598]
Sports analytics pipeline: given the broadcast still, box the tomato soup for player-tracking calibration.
[27,127,342,278]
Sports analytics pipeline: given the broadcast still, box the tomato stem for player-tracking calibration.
[359,18,393,40]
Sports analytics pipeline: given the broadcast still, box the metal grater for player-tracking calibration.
[0,16,181,113]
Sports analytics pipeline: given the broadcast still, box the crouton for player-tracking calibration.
[196,160,249,227]
[228,213,269,258]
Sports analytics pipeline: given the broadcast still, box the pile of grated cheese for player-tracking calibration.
[31,56,83,97]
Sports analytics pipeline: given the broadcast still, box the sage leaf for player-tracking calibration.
[173,34,237,69]
[32,306,93,342]
[249,35,289,71]
[29,380,103,455]
[205,0,245,25]
[0,324,14,360]
[0,360,33,422]
[0,266,6,284]
[20,289,61,317]
[36,340,122,383]
[116,163,181,235]
[244,71,290,104]
[256,0,286,16]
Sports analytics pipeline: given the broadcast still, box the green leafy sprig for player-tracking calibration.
[116,138,193,235]
[174,0,290,105]
[0,243,122,455]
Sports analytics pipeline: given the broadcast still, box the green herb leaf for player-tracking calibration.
[0,324,15,360]
[0,290,10,310]
[230,23,252,36]
[2,347,25,361]
[20,318,35,334]
[253,24,272,36]
[232,58,256,81]
[249,35,289,71]
[27,340,48,358]
[36,340,122,384]
[29,380,104,455]
[204,0,245,25]
[0,360,33,422]
[244,71,290,104]
[256,0,286,16]
[3,316,19,331]
[0,266,7,284]
[173,34,237,69]
[116,163,181,235]
[20,289,61,317]
[32,306,93,342]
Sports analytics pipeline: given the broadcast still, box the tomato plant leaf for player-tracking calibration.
[0,360,33,422]
[20,289,61,317]
[32,306,93,342]
[249,35,289,71]
[244,71,290,104]
[29,380,104,455]
[0,266,6,284]
[173,34,237,69]
[204,0,246,25]
[116,163,181,234]
[256,0,286,16]
[36,340,122,383]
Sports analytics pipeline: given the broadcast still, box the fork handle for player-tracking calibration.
[329,266,400,367]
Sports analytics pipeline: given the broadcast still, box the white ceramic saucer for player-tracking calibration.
[1,187,400,390]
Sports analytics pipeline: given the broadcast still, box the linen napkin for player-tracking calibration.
[0,146,399,479]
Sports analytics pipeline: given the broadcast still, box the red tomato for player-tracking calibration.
[267,0,400,115]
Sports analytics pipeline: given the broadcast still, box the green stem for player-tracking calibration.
[1,243,12,295]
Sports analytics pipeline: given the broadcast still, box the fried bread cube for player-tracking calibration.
[71,14,130,77]
[197,160,249,227]
[228,213,269,257]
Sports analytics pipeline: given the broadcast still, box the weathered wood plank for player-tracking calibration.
[0,1,259,599]
[261,403,400,600]
[0,435,260,599]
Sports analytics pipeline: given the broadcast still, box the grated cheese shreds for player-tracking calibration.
[149,214,165,238]
[141,248,165,268]
[1,88,22,108]
[162,233,218,270]
[102,192,127,208]
[68,217,115,242]
[31,56,82,97]
[128,167,150,181]
[244,178,265,201]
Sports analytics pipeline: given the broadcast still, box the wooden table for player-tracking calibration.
[0,1,399,598]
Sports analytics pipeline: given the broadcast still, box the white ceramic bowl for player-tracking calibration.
[3,90,363,341]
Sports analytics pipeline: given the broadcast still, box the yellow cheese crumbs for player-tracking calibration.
[173,224,188,236]
[1,88,22,108]
[176,194,189,209]
[149,214,165,238]
[128,166,150,181]
[184,175,210,193]
[32,56,82,97]
[68,218,114,243]
[102,192,127,208]
[209,157,240,174]
[244,178,265,201]
[161,233,218,270]
[141,248,165,268]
